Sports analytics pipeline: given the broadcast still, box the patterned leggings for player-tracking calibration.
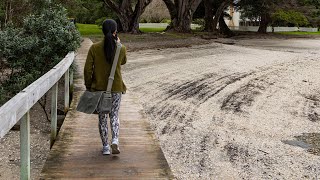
[98,93,121,146]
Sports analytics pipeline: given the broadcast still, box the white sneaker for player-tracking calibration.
[111,139,120,154]
[102,145,111,155]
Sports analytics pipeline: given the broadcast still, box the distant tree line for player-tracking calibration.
[0,0,319,33]
[100,0,320,33]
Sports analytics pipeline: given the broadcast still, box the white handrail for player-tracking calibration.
[0,52,74,138]
[0,52,75,180]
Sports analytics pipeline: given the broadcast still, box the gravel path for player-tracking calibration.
[123,38,320,179]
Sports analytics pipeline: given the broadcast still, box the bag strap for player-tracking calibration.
[106,42,122,92]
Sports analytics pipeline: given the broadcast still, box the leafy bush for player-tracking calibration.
[272,9,309,27]
[0,4,81,105]
[192,18,205,31]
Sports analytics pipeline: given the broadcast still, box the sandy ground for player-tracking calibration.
[123,38,320,179]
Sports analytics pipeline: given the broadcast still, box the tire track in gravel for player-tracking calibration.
[161,59,302,114]
[164,72,253,104]
[124,40,320,179]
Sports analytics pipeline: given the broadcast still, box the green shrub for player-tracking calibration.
[160,19,171,24]
[149,17,164,23]
[0,4,81,105]
[77,23,102,36]
[192,18,205,31]
[272,9,309,27]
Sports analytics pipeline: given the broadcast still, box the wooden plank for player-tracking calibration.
[0,52,74,139]
[51,83,58,148]
[20,111,30,180]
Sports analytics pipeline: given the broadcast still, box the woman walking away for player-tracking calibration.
[84,19,127,155]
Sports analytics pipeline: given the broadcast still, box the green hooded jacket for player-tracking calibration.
[84,41,127,93]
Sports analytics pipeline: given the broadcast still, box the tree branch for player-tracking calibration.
[191,0,203,12]
[131,0,153,33]
[38,94,50,122]
[102,0,122,16]
[121,0,134,16]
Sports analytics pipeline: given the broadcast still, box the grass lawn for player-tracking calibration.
[77,23,166,36]
[140,27,166,33]
[77,23,103,36]
[277,31,320,35]
[76,23,193,45]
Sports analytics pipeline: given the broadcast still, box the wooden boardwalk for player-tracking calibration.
[40,39,174,179]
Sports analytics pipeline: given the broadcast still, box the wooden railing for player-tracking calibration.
[0,52,75,180]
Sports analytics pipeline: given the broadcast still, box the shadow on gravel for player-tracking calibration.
[282,133,320,156]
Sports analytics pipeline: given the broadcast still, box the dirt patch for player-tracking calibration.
[90,32,219,52]
[301,94,320,122]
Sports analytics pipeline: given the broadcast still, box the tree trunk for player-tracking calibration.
[103,0,152,33]
[130,0,149,33]
[131,19,140,34]
[219,15,234,37]
[212,1,228,32]
[118,15,130,32]
[162,0,177,20]
[258,12,270,33]
[204,0,214,32]
[163,0,202,32]
[4,1,10,26]
[162,0,177,30]
[172,4,192,32]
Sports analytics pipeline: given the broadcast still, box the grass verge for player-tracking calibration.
[277,31,320,35]
[140,27,166,33]
[77,23,103,36]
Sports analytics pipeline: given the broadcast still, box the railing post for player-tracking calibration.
[64,68,70,113]
[20,111,30,180]
[70,67,74,96]
[50,82,58,148]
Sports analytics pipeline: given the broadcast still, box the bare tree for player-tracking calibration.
[162,0,203,32]
[103,0,153,33]
[1,0,34,28]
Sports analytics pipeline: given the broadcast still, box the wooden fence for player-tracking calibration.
[0,52,75,180]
